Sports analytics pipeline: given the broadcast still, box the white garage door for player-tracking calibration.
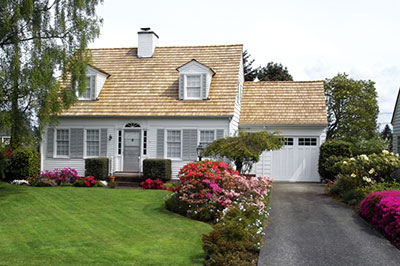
[253,137,320,182]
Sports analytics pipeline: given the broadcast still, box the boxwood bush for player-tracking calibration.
[143,159,171,181]
[318,140,352,181]
[8,148,40,181]
[85,158,109,180]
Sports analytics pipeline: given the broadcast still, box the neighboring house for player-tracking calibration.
[0,130,11,145]
[40,28,327,182]
[392,88,400,154]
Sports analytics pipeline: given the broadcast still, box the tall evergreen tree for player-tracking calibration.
[0,0,103,149]
[243,49,257,81]
[381,124,393,151]
[257,62,293,81]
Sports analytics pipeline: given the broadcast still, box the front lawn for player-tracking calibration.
[0,182,212,265]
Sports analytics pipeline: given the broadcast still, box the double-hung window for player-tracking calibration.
[200,130,215,146]
[79,76,94,100]
[56,129,69,156]
[86,129,100,157]
[185,75,201,99]
[167,130,181,158]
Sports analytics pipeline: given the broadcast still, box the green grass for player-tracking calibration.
[0,182,212,266]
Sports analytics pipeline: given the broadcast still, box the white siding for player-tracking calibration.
[392,95,400,154]
[229,53,244,135]
[43,159,85,176]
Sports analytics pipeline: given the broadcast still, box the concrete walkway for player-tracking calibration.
[258,183,400,266]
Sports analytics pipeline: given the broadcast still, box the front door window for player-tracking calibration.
[123,130,141,171]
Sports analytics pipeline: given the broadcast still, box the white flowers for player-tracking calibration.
[99,180,108,186]
[382,150,389,155]
[362,176,372,183]
[359,154,369,161]
[351,173,356,178]
[368,168,375,175]
[10,180,29,185]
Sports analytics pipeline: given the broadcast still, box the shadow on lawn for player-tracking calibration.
[0,182,26,200]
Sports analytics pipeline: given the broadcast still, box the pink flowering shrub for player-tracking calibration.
[360,190,400,247]
[140,178,164,189]
[28,168,79,186]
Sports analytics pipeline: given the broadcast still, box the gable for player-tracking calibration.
[391,88,400,126]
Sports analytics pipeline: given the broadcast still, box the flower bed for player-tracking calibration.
[360,190,400,247]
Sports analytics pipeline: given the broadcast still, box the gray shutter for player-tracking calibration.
[100,128,107,157]
[156,129,165,158]
[201,74,207,99]
[178,74,184,100]
[91,76,96,100]
[182,129,198,161]
[46,128,54,158]
[216,129,224,139]
[70,128,84,158]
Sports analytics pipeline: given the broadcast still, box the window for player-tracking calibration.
[186,75,201,99]
[200,130,215,146]
[56,129,69,156]
[86,129,100,156]
[1,136,10,145]
[79,76,94,100]
[298,138,317,146]
[167,130,181,158]
[143,130,147,155]
[284,137,294,146]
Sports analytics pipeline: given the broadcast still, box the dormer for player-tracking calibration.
[78,65,110,100]
[176,59,215,100]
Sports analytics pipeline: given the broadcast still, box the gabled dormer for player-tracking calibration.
[176,59,215,100]
[78,65,110,100]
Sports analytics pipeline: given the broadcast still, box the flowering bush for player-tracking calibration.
[39,168,79,185]
[360,190,400,247]
[178,160,238,183]
[10,179,29,185]
[140,178,164,189]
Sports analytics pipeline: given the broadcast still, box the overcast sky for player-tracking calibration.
[90,0,400,129]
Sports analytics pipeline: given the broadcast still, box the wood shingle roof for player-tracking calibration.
[240,81,327,125]
[61,45,243,117]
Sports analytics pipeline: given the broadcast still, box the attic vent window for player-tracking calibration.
[125,123,141,128]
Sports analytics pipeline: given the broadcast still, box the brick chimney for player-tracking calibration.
[137,27,159,58]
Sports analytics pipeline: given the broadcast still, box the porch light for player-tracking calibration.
[197,144,205,161]
[109,134,112,141]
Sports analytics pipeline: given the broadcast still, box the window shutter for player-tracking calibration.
[46,128,54,158]
[182,129,198,161]
[156,129,165,158]
[216,129,224,139]
[100,128,107,157]
[91,76,96,100]
[70,128,84,158]
[201,74,207,99]
[178,74,185,100]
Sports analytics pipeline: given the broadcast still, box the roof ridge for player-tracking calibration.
[244,80,324,84]
[88,44,243,50]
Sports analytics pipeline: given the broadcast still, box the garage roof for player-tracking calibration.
[240,81,327,125]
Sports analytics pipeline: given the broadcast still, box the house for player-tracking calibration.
[40,28,327,182]
[392,88,400,154]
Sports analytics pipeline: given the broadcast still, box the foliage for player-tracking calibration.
[40,168,79,185]
[325,73,379,141]
[204,131,284,174]
[243,50,257,81]
[142,159,172,181]
[27,175,58,187]
[85,158,109,180]
[257,62,293,81]
[380,125,393,152]
[356,182,400,199]
[318,139,352,181]
[0,0,103,149]
[72,176,98,187]
[8,148,40,181]
[360,191,400,247]
[140,178,164,189]
[0,183,211,265]
[350,137,388,156]
[0,145,9,179]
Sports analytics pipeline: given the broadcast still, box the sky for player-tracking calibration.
[90,0,400,129]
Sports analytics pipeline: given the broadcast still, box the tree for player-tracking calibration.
[243,49,257,81]
[0,0,103,149]
[325,73,379,141]
[381,124,393,151]
[204,131,284,174]
[257,62,293,81]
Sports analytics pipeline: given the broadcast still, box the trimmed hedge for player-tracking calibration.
[7,148,40,181]
[85,158,109,180]
[318,140,352,181]
[143,159,171,181]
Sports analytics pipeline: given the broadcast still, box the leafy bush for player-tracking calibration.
[318,140,352,181]
[360,191,400,247]
[356,182,400,199]
[350,137,388,156]
[0,145,10,180]
[27,175,58,187]
[40,168,79,185]
[8,148,40,181]
[142,159,172,181]
[85,158,109,180]
[164,192,190,216]
[140,178,164,189]
[73,176,98,187]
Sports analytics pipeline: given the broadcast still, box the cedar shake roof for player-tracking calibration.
[61,44,243,117]
[240,81,327,125]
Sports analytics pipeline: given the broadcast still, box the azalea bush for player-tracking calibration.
[140,178,164,190]
[360,191,400,247]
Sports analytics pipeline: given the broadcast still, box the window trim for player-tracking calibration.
[165,129,183,160]
[184,73,202,100]
[54,128,70,158]
[78,75,96,100]
[198,129,216,147]
[85,128,100,158]
[298,137,318,146]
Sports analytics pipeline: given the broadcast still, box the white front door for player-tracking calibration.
[123,130,141,171]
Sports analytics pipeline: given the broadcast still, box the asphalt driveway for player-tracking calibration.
[258,183,400,266]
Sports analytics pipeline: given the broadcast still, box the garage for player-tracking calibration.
[252,136,320,182]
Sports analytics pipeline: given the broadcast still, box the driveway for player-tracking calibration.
[258,183,400,266]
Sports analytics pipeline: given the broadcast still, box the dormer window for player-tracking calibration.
[177,59,215,101]
[79,75,95,100]
[77,65,110,101]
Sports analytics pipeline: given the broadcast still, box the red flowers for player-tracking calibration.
[83,176,98,187]
[140,178,164,189]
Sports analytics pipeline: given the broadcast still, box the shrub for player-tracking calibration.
[8,148,40,181]
[27,175,58,187]
[360,191,400,247]
[40,168,79,185]
[140,178,164,189]
[0,145,10,180]
[73,176,98,187]
[85,158,109,180]
[318,140,352,181]
[357,182,400,199]
[351,137,388,156]
[164,192,191,216]
[142,159,172,181]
